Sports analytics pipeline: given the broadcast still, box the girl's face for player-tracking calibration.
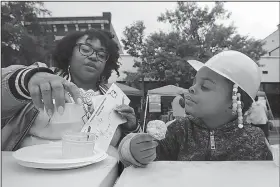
[184,67,233,118]
[69,35,108,82]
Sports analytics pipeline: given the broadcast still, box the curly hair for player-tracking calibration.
[52,29,120,81]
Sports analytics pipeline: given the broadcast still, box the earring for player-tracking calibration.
[237,93,243,128]
[232,84,243,129]
[232,84,238,115]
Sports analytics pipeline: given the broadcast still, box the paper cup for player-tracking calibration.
[50,103,86,124]
[62,132,96,159]
[270,144,279,167]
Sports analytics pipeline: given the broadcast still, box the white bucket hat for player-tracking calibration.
[188,50,261,101]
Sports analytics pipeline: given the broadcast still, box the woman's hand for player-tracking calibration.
[114,104,137,131]
[130,133,158,165]
[28,72,82,116]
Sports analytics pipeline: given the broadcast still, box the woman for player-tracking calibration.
[1,29,140,153]
[251,96,272,139]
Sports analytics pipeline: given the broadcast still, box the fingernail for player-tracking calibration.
[47,109,53,117]
[58,106,64,115]
[77,98,83,105]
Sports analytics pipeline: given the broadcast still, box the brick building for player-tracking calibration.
[24,12,123,61]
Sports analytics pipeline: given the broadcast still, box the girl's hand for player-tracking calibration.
[130,133,158,165]
[115,104,137,131]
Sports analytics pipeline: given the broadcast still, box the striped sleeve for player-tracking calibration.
[8,67,54,100]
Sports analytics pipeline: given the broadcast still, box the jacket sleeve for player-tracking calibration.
[1,62,53,121]
[156,119,187,161]
[118,118,188,167]
[117,133,145,168]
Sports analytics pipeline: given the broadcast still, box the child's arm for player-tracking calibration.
[118,118,188,167]
[117,133,144,168]
[155,120,186,161]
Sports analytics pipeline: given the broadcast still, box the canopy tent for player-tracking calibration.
[143,85,188,130]
[148,85,188,96]
[106,83,142,96]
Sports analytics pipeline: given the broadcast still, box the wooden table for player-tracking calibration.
[2,151,119,187]
[115,161,279,187]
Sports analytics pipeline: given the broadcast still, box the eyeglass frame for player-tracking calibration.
[75,43,110,63]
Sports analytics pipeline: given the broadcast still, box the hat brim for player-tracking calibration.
[187,59,240,89]
[187,60,204,71]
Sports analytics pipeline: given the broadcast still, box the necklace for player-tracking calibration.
[79,88,101,123]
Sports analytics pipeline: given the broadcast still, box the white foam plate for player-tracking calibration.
[13,143,108,170]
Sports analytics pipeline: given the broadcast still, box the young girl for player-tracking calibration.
[118,50,273,167]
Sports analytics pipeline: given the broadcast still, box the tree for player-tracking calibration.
[122,21,196,88]
[122,2,267,87]
[158,2,266,62]
[1,2,54,67]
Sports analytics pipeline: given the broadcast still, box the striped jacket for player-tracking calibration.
[1,62,140,151]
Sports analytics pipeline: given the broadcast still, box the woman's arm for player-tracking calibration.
[1,62,53,121]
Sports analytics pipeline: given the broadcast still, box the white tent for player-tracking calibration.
[143,85,188,131]
[148,85,188,96]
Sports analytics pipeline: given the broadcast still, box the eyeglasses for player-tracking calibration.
[76,43,109,63]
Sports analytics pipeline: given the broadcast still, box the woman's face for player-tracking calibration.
[69,35,108,82]
[184,67,233,118]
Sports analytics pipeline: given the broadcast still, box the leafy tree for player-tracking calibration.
[122,21,195,88]
[158,2,266,62]
[122,2,266,88]
[1,1,54,67]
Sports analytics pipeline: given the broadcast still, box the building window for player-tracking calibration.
[75,24,79,31]
[262,71,268,74]
[53,25,57,32]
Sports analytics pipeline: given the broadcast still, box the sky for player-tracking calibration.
[43,2,279,45]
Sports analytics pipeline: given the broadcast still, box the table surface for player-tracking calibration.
[2,151,119,187]
[115,161,279,187]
